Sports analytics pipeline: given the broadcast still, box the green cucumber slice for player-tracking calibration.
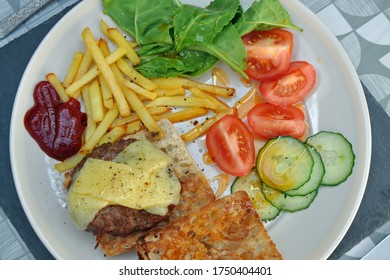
[306,131,355,186]
[284,144,325,196]
[262,183,318,212]
[231,169,280,221]
[256,136,314,192]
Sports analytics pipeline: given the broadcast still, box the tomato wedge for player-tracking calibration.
[259,61,316,106]
[247,103,306,140]
[243,29,293,81]
[206,114,255,176]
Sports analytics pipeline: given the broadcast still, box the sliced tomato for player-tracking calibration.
[259,61,316,106]
[243,29,293,81]
[206,114,255,176]
[247,103,306,140]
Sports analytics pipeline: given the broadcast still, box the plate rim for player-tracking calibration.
[283,0,371,259]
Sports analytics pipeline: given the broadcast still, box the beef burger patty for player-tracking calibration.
[66,138,169,236]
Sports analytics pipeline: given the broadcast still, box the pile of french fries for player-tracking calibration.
[50,20,238,173]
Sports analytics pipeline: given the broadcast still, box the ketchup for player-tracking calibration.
[24,81,87,161]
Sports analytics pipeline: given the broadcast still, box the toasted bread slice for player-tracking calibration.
[96,119,215,257]
[136,191,283,260]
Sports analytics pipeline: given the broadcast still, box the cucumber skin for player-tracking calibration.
[262,183,318,212]
[306,131,355,186]
[232,131,355,218]
[284,144,325,196]
[231,170,280,221]
[256,136,314,192]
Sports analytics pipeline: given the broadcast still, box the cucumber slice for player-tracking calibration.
[262,183,318,212]
[306,131,355,186]
[256,136,314,192]
[231,169,280,221]
[284,144,325,196]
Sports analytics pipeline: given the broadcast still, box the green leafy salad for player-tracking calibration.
[102,0,302,78]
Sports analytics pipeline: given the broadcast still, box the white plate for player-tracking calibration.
[10,0,371,260]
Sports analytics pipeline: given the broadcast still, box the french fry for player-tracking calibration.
[100,19,113,40]
[46,73,69,102]
[100,19,137,48]
[63,52,83,88]
[153,107,208,123]
[68,50,93,99]
[98,73,114,109]
[96,40,115,109]
[189,87,230,112]
[65,47,127,97]
[110,114,140,128]
[122,79,157,100]
[177,77,235,98]
[98,126,126,145]
[145,96,218,110]
[81,85,96,142]
[75,50,93,80]
[122,87,164,139]
[111,62,125,83]
[155,87,186,97]
[181,108,236,142]
[97,38,124,110]
[66,66,100,98]
[108,27,140,66]
[82,27,130,117]
[124,120,143,135]
[116,58,157,91]
[54,153,86,173]
[80,107,119,154]
[98,38,111,57]
[150,78,183,89]
[89,79,105,122]
[111,107,171,128]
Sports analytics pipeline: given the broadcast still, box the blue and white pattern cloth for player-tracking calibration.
[300,0,390,118]
[0,207,34,260]
[340,220,390,259]
[0,0,78,46]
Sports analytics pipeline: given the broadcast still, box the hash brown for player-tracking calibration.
[136,191,282,260]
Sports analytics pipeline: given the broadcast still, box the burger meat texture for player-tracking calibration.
[65,138,173,236]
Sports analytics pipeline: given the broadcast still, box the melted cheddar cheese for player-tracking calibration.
[67,140,181,230]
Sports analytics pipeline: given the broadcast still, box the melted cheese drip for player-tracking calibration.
[67,140,181,230]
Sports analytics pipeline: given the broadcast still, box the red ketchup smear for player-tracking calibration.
[24,81,87,161]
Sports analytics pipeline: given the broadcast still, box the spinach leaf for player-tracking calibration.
[102,0,137,38]
[103,0,301,79]
[173,0,240,52]
[137,43,174,58]
[134,0,181,45]
[135,49,218,78]
[193,23,247,78]
[234,0,302,36]
[103,0,180,46]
